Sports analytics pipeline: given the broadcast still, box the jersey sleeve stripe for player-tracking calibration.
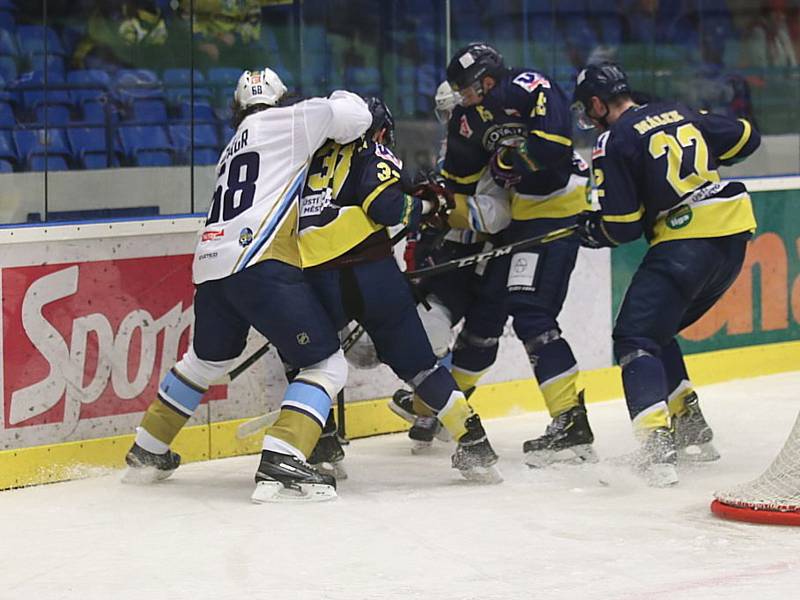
[361,177,399,213]
[602,205,645,223]
[440,167,484,185]
[719,119,752,161]
[530,130,573,146]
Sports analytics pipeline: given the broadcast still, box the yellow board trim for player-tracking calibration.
[530,129,572,147]
[2,340,799,490]
[719,119,752,161]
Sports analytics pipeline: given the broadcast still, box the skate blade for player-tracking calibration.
[121,466,175,484]
[678,442,720,462]
[251,481,338,503]
[524,444,599,469]
[642,463,679,488]
[458,464,503,485]
[434,428,451,443]
[312,461,348,481]
[410,440,434,455]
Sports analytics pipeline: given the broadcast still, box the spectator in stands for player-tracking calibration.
[729,0,798,69]
[71,1,174,72]
[179,0,268,69]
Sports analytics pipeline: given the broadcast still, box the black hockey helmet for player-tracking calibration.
[446,42,505,94]
[571,62,631,129]
[365,96,396,148]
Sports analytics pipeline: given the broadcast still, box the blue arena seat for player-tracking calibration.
[128,98,168,123]
[192,147,218,165]
[67,69,111,106]
[16,25,66,57]
[135,149,172,167]
[178,99,214,121]
[117,124,172,163]
[0,100,15,125]
[0,55,16,82]
[0,29,17,56]
[13,127,68,162]
[0,158,13,172]
[168,122,218,151]
[29,153,69,171]
[207,67,240,105]
[29,54,65,78]
[35,103,70,125]
[163,68,211,105]
[114,68,163,104]
[0,129,17,164]
[17,70,71,111]
[67,126,121,168]
[0,10,15,32]
[81,99,119,124]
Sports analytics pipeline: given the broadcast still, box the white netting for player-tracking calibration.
[714,411,800,512]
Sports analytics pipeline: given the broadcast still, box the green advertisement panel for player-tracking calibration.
[611,189,800,354]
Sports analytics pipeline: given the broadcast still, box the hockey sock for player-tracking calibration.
[667,380,695,418]
[620,351,670,429]
[264,381,331,458]
[451,330,499,391]
[412,365,474,439]
[138,368,206,450]
[525,331,580,418]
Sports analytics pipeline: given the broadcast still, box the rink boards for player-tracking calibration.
[1,176,799,489]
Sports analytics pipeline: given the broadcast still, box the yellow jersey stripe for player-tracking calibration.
[441,167,484,185]
[603,205,645,223]
[530,130,572,146]
[719,119,752,161]
[361,177,398,213]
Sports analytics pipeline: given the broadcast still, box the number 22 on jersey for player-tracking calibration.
[648,123,719,197]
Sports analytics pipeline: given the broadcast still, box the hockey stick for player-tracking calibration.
[405,224,578,279]
[235,323,367,439]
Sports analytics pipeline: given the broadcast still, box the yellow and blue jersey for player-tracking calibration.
[592,102,760,246]
[298,138,418,268]
[441,68,588,223]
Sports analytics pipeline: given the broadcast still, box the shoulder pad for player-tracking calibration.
[592,131,612,160]
[374,143,403,169]
[511,71,551,94]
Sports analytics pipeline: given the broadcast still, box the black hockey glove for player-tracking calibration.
[575,211,616,249]
[411,171,455,230]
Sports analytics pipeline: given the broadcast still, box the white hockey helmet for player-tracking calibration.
[434,80,461,123]
[234,68,288,108]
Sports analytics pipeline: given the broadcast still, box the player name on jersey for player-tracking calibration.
[633,110,685,135]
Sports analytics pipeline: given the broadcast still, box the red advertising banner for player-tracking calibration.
[2,255,226,436]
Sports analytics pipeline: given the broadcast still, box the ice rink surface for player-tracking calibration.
[1,372,799,600]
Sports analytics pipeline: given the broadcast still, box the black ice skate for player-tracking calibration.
[634,427,679,487]
[673,392,720,462]
[451,414,502,484]
[122,443,181,483]
[522,392,598,468]
[389,389,450,452]
[251,450,337,503]
[308,422,347,480]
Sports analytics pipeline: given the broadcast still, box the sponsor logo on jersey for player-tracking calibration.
[296,332,310,345]
[197,252,218,260]
[482,122,526,152]
[239,227,254,247]
[512,71,551,93]
[592,131,611,159]
[666,205,693,229]
[375,144,402,168]
[300,191,331,218]
[201,229,224,242]
[459,114,474,138]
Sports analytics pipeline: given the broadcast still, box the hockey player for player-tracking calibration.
[297,97,502,483]
[571,62,760,485]
[390,80,512,452]
[442,43,597,467]
[124,68,374,502]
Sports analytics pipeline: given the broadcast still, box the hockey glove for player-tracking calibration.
[490,141,541,189]
[412,176,455,231]
[576,210,616,249]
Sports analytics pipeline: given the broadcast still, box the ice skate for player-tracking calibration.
[673,392,720,462]
[634,427,679,487]
[251,450,337,503]
[122,443,181,483]
[308,429,347,480]
[451,414,502,484]
[388,388,417,423]
[523,392,598,468]
[389,389,450,451]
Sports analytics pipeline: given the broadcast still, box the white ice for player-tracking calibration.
[2,372,799,600]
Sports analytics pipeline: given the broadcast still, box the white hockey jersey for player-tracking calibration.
[192,91,372,284]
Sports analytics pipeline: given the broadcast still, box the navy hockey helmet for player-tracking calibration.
[446,42,505,96]
[365,96,396,148]
[572,62,631,129]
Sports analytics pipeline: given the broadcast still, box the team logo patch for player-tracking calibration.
[238,227,254,247]
[459,114,473,138]
[296,332,310,345]
[201,230,224,242]
[666,205,693,230]
[512,71,551,93]
[482,123,526,152]
[375,144,402,168]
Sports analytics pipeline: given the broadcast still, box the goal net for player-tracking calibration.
[711,411,800,525]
